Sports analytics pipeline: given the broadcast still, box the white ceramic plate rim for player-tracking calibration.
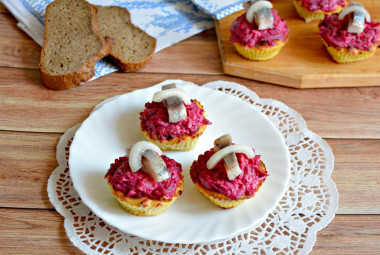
[69,82,290,244]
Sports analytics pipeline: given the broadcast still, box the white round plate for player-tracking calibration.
[69,82,290,244]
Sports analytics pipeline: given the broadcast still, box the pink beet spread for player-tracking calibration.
[319,13,380,50]
[140,100,211,141]
[300,0,346,12]
[230,9,289,47]
[190,148,268,200]
[105,155,183,200]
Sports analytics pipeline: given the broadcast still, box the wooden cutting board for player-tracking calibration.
[215,0,380,88]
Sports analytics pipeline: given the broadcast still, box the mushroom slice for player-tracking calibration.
[245,0,274,30]
[207,144,255,170]
[152,88,192,105]
[339,1,371,33]
[214,134,243,180]
[128,141,163,172]
[141,150,171,182]
[161,84,187,123]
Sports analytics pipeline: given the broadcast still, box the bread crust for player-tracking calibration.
[39,0,113,90]
[96,6,157,73]
[107,47,155,73]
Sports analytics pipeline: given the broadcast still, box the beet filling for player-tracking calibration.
[105,155,183,200]
[300,0,346,12]
[190,148,268,200]
[319,13,380,50]
[230,9,289,48]
[140,100,211,141]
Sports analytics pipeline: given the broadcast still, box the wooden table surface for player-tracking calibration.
[1,3,380,254]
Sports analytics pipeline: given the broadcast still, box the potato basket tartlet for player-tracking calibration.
[140,84,211,151]
[190,134,268,209]
[105,141,184,216]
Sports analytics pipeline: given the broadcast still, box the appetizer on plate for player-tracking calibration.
[319,1,380,63]
[190,134,268,209]
[293,0,347,22]
[105,141,184,216]
[139,84,211,151]
[230,0,289,61]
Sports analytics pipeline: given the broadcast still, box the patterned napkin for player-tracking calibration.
[0,0,214,79]
[191,0,245,20]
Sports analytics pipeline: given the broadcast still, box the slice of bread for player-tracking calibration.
[96,6,156,72]
[39,0,113,90]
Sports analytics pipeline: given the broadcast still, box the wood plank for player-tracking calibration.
[1,130,379,214]
[0,131,59,209]
[0,69,379,139]
[0,13,38,40]
[329,139,380,214]
[0,12,222,74]
[0,208,379,254]
[0,14,41,69]
[148,30,223,75]
[0,208,78,255]
[311,215,380,254]
[0,3,9,14]
[215,0,380,88]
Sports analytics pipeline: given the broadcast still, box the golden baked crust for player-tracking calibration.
[293,0,347,23]
[142,124,207,151]
[321,38,380,63]
[106,176,184,216]
[191,160,267,209]
[232,36,288,61]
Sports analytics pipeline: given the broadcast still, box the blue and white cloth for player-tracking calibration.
[1,0,217,79]
[191,0,245,20]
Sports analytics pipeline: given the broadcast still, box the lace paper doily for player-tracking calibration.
[48,80,338,254]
